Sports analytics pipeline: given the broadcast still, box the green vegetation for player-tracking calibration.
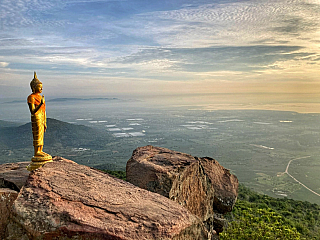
[103,170,126,181]
[221,184,320,239]
[220,202,302,239]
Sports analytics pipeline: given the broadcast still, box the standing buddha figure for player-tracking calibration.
[27,72,52,171]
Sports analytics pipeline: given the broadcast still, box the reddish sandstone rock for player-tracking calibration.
[126,145,198,198]
[199,157,238,214]
[126,146,238,236]
[0,161,29,238]
[169,160,215,221]
[0,188,18,239]
[127,146,238,216]
[0,162,30,190]
[7,157,208,240]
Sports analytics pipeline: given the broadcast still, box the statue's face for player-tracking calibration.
[35,83,43,93]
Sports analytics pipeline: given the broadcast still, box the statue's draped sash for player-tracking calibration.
[27,93,46,147]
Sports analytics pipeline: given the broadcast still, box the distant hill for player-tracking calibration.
[0,120,22,128]
[3,97,119,104]
[0,118,112,150]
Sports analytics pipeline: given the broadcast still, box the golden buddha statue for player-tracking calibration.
[26,72,52,171]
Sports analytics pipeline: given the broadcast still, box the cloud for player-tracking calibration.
[0,62,9,67]
[126,0,320,48]
[118,45,313,73]
[1,0,320,98]
[272,16,317,34]
[0,0,60,28]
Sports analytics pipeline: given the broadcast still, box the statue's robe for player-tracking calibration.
[27,93,46,147]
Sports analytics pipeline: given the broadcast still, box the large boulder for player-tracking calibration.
[126,146,198,198]
[5,157,208,240]
[126,146,239,235]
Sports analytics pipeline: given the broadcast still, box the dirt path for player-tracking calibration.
[285,156,320,197]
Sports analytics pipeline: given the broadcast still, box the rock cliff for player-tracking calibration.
[0,146,238,239]
[126,146,239,236]
[1,157,208,240]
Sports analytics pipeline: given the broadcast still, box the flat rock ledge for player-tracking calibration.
[3,157,209,240]
[126,146,239,236]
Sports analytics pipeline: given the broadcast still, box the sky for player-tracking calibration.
[1,0,320,102]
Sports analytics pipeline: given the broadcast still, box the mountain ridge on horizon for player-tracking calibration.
[2,97,121,104]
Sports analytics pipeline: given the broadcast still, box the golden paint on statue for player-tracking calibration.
[27,72,52,171]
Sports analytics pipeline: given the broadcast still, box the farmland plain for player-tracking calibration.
[1,96,320,204]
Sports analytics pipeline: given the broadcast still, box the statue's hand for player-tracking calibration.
[41,95,45,105]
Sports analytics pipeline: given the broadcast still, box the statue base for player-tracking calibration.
[27,155,53,171]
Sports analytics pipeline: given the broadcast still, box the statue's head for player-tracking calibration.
[30,72,43,93]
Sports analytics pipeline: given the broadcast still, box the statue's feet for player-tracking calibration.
[42,152,50,156]
[34,151,46,157]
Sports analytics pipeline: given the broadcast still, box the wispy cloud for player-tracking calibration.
[1,0,320,97]
[130,0,320,47]
[119,45,313,72]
